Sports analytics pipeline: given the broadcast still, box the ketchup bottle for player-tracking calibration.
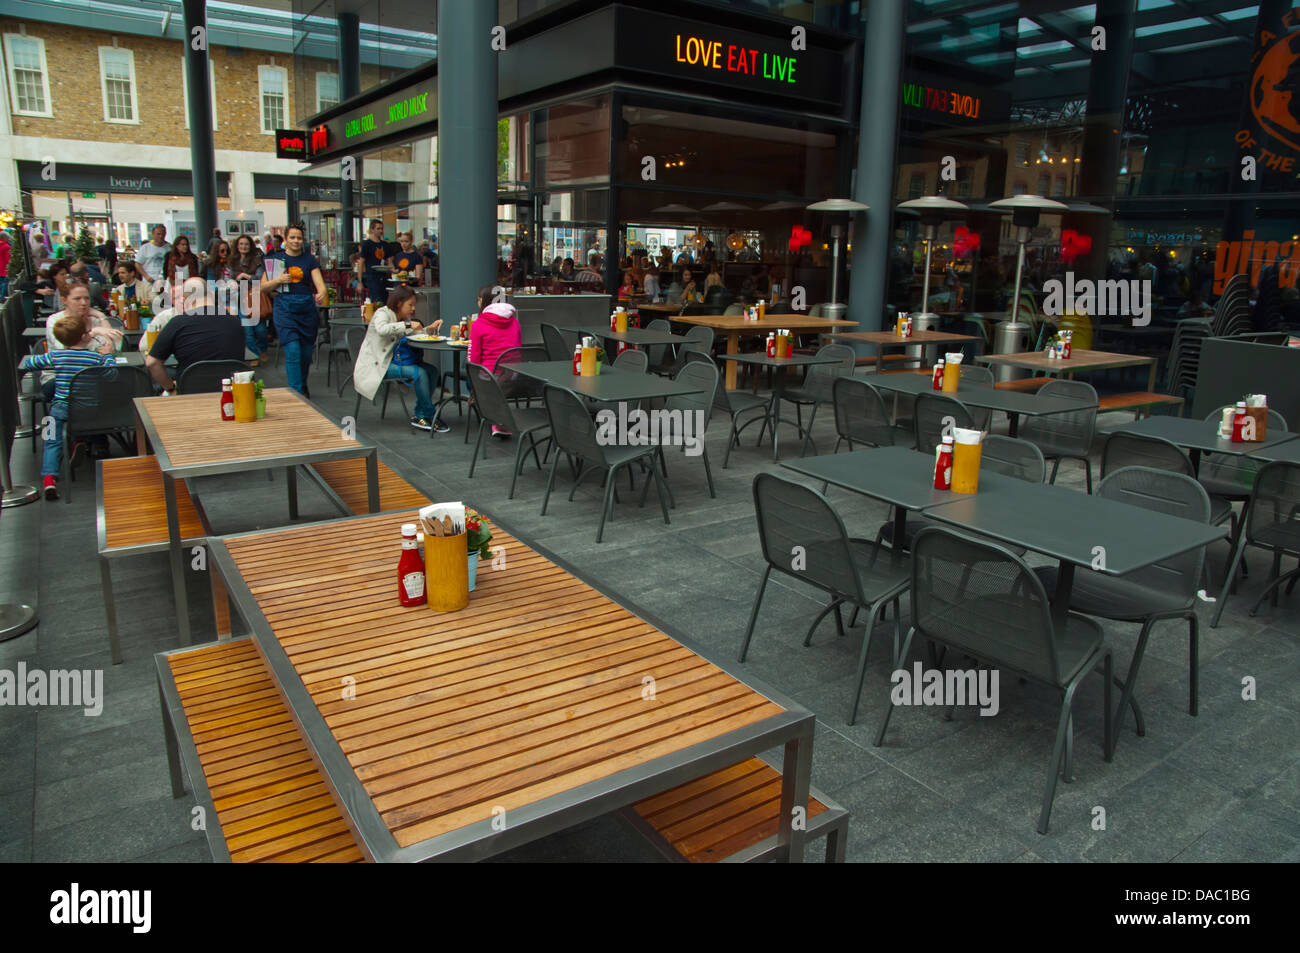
[220,379,235,421]
[766,334,776,358]
[572,344,582,375]
[932,360,946,391]
[397,523,426,606]
[933,436,954,489]
[1231,401,1248,443]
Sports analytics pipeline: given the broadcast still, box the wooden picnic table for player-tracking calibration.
[671,313,858,390]
[830,329,977,373]
[133,388,380,647]
[208,509,817,862]
[979,347,1159,392]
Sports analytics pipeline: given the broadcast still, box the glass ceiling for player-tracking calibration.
[0,0,438,69]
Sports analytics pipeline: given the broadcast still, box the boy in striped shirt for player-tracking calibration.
[20,314,117,500]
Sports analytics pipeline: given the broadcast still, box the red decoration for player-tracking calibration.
[788,225,812,251]
[953,226,980,259]
[1061,229,1092,264]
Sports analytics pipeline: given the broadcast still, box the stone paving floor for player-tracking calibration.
[2,350,1297,863]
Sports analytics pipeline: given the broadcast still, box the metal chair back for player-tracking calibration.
[1243,460,1300,554]
[544,384,611,466]
[1097,466,1210,605]
[799,343,856,404]
[914,393,972,453]
[642,318,671,366]
[981,434,1046,482]
[177,359,251,395]
[910,526,1064,684]
[466,362,524,432]
[612,348,649,374]
[493,345,549,401]
[66,364,154,438]
[752,472,865,605]
[832,376,896,447]
[665,357,717,433]
[541,323,577,362]
[1101,432,1193,479]
[1018,378,1098,457]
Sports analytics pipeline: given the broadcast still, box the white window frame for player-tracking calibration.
[3,33,53,118]
[258,65,288,134]
[181,58,218,131]
[98,46,139,124]
[316,71,339,112]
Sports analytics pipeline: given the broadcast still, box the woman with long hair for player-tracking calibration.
[229,234,268,363]
[260,222,326,395]
[162,235,201,287]
[352,284,446,432]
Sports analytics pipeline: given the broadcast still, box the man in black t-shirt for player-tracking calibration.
[357,219,390,303]
[145,304,245,389]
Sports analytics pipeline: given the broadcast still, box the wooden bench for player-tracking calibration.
[155,638,365,862]
[626,757,848,862]
[97,456,229,664]
[302,458,430,516]
[1097,391,1185,419]
[993,377,1050,393]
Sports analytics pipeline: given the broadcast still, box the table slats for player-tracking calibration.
[101,456,206,550]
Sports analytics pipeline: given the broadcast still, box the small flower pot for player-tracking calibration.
[467,550,479,591]
[255,396,266,419]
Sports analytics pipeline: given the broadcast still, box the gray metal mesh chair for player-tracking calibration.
[641,317,671,368]
[876,526,1113,834]
[740,473,910,725]
[1018,378,1098,492]
[1198,406,1289,501]
[652,324,713,376]
[493,345,549,405]
[1102,432,1236,536]
[1037,467,1211,747]
[1211,460,1300,627]
[176,359,251,394]
[959,363,995,430]
[659,358,719,498]
[832,377,913,453]
[612,348,649,374]
[982,434,1046,483]
[541,323,579,362]
[913,393,972,456]
[62,365,154,501]
[540,385,671,542]
[779,343,855,456]
[709,355,771,468]
[465,362,551,499]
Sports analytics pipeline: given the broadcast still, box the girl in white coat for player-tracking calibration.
[352,285,445,431]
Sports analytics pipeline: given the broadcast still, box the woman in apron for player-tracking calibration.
[260,223,326,396]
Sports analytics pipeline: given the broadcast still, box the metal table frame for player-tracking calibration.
[132,391,380,647]
[205,507,818,863]
[406,339,471,427]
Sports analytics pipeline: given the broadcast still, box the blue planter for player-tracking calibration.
[468,550,479,591]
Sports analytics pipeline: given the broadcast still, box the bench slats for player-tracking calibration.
[310,459,430,515]
[101,456,206,550]
[165,641,365,863]
[632,757,830,863]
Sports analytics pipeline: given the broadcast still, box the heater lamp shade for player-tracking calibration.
[806,198,871,213]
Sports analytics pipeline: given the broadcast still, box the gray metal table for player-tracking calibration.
[783,445,1021,546]
[508,360,707,402]
[1244,438,1300,464]
[405,338,471,424]
[1100,415,1300,470]
[922,480,1226,630]
[867,371,1094,438]
[132,388,380,647]
[717,352,843,460]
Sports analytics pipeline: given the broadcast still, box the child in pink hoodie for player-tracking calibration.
[469,299,523,437]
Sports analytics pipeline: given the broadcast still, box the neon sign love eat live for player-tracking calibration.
[674,34,798,84]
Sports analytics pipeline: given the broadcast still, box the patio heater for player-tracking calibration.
[806,198,870,322]
[896,195,969,333]
[987,195,1070,381]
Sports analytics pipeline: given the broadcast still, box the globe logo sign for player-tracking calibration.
[1250,28,1300,157]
